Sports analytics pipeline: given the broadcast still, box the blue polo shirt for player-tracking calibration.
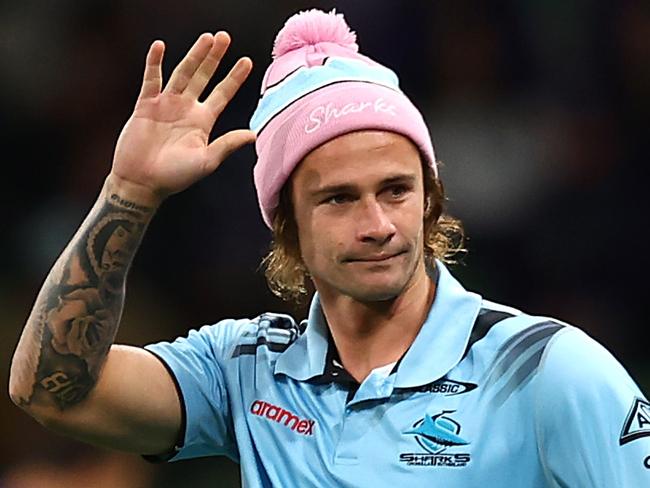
[145,263,650,487]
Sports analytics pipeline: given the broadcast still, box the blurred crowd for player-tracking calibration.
[1,1,647,486]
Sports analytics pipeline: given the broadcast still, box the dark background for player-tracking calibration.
[1,1,648,486]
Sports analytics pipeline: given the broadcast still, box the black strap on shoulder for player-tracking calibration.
[461,310,515,361]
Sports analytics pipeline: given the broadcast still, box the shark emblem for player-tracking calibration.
[405,410,469,454]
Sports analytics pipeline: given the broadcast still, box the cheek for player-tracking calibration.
[298,218,345,267]
[296,220,319,266]
[309,229,339,262]
[393,203,425,238]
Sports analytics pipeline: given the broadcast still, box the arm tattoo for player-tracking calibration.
[12,189,153,410]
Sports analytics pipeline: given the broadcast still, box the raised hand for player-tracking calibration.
[9,31,256,454]
[110,32,255,204]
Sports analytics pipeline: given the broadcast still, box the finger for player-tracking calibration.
[184,31,231,99]
[139,40,165,99]
[206,129,256,172]
[164,33,214,95]
[204,57,253,116]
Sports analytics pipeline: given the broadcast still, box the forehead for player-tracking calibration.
[291,130,422,191]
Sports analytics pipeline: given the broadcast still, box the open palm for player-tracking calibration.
[111,32,255,201]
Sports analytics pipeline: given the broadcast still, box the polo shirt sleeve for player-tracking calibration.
[143,318,250,462]
[534,327,650,487]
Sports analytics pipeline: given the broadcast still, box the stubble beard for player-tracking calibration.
[336,245,424,303]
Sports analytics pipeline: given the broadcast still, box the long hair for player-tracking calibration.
[261,161,465,303]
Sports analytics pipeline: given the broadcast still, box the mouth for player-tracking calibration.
[343,250,408,263]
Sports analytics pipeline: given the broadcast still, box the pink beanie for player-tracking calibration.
[250,9,436,228]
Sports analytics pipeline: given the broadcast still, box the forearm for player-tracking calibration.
[9,175,158,415]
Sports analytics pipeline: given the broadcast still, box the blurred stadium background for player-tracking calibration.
[1,0,648,486]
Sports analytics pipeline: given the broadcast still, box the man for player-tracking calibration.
[9,9,650,487]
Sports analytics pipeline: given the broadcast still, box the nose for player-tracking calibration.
[356,198,396,245]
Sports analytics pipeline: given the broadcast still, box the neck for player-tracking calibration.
[317,263,435,383]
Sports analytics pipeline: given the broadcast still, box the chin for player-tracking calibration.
[343,279,408,302]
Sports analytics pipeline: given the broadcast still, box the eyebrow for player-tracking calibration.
[309,173,417,198]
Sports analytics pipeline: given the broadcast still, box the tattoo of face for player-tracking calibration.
[87,213,138,281]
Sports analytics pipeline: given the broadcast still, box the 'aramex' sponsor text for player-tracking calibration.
[250,400,315,436]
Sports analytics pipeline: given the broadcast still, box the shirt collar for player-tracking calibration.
[274,293,330,380]
[274,261,482,387]
[393,262,482,387]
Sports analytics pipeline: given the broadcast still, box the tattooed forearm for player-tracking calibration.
[109,193,152,213]
[10,183,154,410]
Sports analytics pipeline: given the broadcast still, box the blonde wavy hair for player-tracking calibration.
[261,161,465,302]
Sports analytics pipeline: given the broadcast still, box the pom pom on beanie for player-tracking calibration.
[272,9,358,58]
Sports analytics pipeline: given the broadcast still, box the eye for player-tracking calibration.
[386,184,409,199]
[322,194,353,205]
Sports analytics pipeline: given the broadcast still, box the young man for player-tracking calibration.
[9,9,650,487]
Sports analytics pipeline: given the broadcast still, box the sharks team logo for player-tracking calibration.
[405,410,470,454]
[400,410,471,467]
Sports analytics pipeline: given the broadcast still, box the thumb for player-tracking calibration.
[206,129,256,172]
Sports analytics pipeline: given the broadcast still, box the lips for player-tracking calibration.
[344,250,407,263]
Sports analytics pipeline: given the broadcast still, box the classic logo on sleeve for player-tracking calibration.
[619,397,650,446]
[414,379,478,396]
[400,410,471,467]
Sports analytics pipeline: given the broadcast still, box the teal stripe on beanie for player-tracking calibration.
[250,57,401,134]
